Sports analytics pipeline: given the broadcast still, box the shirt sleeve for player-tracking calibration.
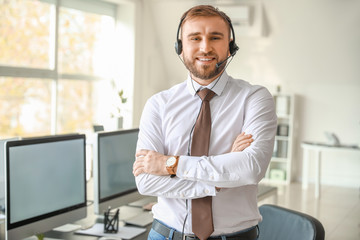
[176,87,277,188]
[135,95,216,199]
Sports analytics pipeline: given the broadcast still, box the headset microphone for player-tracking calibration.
[216,55,232,68]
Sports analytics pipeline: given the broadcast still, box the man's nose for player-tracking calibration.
[199,39,212,53]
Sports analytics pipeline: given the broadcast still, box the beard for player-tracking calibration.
[183,53,226,81]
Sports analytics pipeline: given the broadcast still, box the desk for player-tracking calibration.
[1,186,278,240]
[43,205,151,240]
[301,142,360,199]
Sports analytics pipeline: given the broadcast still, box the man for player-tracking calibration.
[133,5,277,240]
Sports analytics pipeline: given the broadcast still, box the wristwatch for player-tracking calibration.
[166,156,179,177]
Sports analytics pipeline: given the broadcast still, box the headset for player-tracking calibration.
[174,14,239,57]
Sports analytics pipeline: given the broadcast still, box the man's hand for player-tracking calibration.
[133,149,170,177]
[231,132,253,152]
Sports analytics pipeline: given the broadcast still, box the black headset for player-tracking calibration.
[174,15,239,57]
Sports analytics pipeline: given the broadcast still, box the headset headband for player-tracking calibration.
[174,14,239,56]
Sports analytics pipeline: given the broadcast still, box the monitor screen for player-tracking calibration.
[93,128,142,214]
[5,134,87,239]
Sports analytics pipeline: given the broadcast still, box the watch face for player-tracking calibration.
[166,157,176,167]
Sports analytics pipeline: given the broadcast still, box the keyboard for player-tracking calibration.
[128,196,157,208]
[124,211,154,227]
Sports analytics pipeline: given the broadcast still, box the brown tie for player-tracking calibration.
[191,88,216,240]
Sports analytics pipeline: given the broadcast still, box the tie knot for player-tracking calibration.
[197,88,216,101]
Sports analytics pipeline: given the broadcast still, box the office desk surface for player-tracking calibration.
[1,185,277,240]
[43,205,151,240]
[43,185,277,240]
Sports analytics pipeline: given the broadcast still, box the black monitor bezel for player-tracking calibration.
[5,134,87,230]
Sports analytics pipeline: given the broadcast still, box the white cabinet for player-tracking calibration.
[263,93,295,184]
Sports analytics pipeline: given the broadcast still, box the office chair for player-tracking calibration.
[258,204,325,240]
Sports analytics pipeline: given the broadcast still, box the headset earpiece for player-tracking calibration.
[229,40,239,56]
[228,23,239,56]
[175,39,183,55]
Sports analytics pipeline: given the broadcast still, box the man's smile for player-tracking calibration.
[196,56,216,64]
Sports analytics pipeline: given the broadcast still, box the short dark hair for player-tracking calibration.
[180,5,232,38]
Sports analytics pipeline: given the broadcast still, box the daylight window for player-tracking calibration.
[0,0,120,138]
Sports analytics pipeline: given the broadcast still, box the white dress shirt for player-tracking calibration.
[136,71,277,235]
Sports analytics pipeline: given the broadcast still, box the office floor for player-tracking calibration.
[258,182,360,240]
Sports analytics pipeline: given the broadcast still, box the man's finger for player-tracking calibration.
[133,167,144,177]
[237,142,250,151]
[133,160,143,173]
[234,134,252,144]
[136,149,149,157]
[237,138,253,146]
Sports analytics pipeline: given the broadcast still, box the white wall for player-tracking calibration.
[133,0,360,188]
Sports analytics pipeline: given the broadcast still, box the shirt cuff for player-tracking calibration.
[177,156,216,197]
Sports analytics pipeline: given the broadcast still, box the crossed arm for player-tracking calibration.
[133,132,253,177]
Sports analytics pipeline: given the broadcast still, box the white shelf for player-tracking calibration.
[275,136,289,141]
[276,113,291,119]
[271,157,288,163]
[265,93,295,184]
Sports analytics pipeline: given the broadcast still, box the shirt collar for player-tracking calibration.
[186,71,229,97]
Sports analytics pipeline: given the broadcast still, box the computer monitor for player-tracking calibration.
[5,134,87,240]
[0,137,20,211]
[93,128,142,214]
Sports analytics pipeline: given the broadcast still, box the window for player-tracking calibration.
[0,77,52,136]
[0,0,126,138]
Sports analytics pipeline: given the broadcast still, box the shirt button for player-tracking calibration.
[210,175,214,180]
[205,189,209,194]
[184,171,188,175]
